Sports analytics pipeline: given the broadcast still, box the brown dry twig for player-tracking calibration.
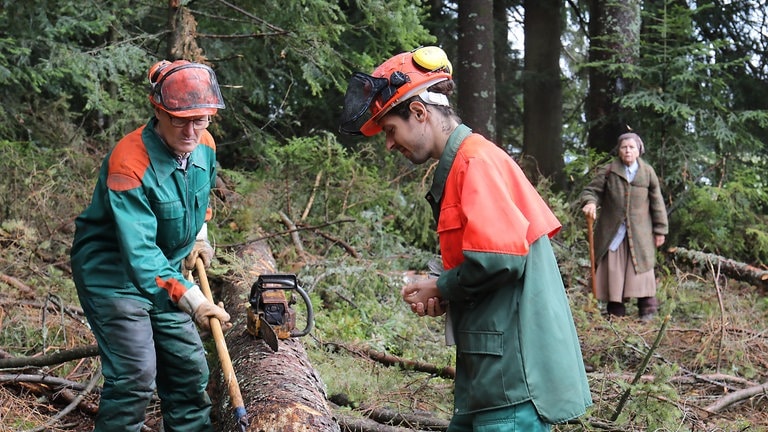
[0,271,36,298]
[310,228,360,258]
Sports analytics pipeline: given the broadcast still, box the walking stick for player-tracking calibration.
[193,259,249,432]
[586,213,597,298]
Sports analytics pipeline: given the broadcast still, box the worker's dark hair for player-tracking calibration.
[388,80,461,130]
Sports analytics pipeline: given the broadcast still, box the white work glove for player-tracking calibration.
[177,286,232,331]
[184,223,214,270]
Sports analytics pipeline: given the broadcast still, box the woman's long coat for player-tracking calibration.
[580,158,668,273]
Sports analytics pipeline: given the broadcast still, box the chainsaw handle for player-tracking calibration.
[290,284,314,338]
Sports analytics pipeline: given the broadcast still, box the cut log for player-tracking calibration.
[210,240,340,432]
[667,247,768,289]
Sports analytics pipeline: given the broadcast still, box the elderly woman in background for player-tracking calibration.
[580,132,669,320]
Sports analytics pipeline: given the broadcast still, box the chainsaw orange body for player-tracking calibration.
[246,274,313,351]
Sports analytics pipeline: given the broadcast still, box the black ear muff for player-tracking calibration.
[151,63,169,85]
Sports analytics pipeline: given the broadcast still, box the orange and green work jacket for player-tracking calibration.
[71,118,215,309]
[427,124,592,423]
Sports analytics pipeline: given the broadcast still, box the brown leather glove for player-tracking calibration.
[184,238,214,270]
[184,223,214,270]
[177,286,232,331]
[193,301,232,331]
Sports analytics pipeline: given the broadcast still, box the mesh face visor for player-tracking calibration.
[153,64,225,114]
[339,72,390,135]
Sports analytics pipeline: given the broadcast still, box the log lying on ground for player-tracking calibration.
[211,240,340,432]
[668,247,768,289]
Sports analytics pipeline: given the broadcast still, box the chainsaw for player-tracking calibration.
[246,274,314,352]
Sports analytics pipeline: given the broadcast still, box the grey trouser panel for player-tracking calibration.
[80,297,213,432]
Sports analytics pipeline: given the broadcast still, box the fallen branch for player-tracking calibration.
[218,218,356,248]
[589,372,757,389]
[0,298,85,317]
[278,210,306,257]
[0,373,88,391]
[359,403,449,431]
[20,368,101,432]
[301,170,324,223]
[332,402,438,432]
[704,381,768,414]
[335,413,424,432]
[0,344,99,369]
[0,272,36,298]
[329,342,455,380]
[668,246,768,289]
[311,228,360,258]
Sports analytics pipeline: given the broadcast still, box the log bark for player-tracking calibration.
[211,240,339,432]
[668,247,768,289]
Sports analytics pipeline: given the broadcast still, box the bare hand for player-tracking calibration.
[401,279,442,317]
[655,234,665,248]
[582,202,597,220]
[411,297,447,317]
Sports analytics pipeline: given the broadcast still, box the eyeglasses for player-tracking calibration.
[166,112,211,130]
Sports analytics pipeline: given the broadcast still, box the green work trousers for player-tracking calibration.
[448,401,551,432]
[79,296,213,432]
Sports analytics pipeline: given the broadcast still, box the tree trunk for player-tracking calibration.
[210,240,340,432]
[457,0,496,142]
[167,0,206,62]
[493,0,522,153]
[522,0,565,190]
[586,0,641,154]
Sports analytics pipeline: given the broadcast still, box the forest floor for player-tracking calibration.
[1,150,768,431]
[2,247,768,431]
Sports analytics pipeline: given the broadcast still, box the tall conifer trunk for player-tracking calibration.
[457,0,497,142]
[586,0,642,154]
[523,0,565,189]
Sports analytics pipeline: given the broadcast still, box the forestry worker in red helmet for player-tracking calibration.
[340,47,592,431]
[71,59,229,431]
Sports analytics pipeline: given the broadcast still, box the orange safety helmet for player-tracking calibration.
[339,46,452,136]
[148,60,225,117]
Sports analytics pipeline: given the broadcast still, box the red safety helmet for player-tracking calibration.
[340,46,452,136]
[148,60,225,117]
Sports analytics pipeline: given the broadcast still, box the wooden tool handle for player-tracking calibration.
[194,259,248,426]
[586,214,597,298]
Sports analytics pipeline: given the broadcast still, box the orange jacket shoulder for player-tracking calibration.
[106,126,149,192]
[199,129,216,151]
